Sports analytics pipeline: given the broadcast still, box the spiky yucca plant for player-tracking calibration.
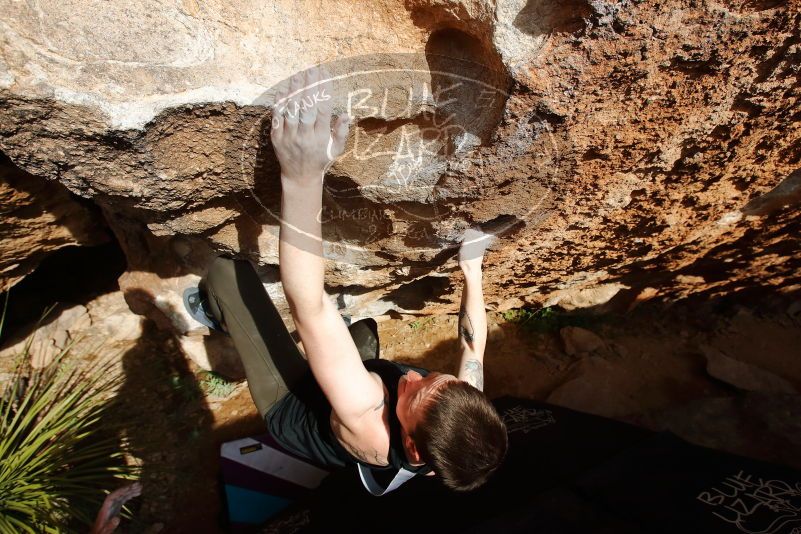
[0,309,138,533]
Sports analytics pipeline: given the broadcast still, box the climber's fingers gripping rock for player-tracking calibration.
[271,65,349,184]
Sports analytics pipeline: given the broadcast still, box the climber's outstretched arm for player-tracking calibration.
[456,229,493,391]
[272,67,383,429]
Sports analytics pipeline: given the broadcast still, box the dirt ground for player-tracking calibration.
[2,290,800,532]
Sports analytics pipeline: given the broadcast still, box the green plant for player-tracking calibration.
[408,317,434,331]
[502,306,599,333]
[0,300,138,533]
[197,371,236,399]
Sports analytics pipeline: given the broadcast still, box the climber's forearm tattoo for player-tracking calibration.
[461,359,484,391]
[459,310,475,348]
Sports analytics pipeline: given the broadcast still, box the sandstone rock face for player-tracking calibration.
[1,1,799,368]
[0,291,144,369]
[560,326,605,355]
[701,345,799,395]
[0,154,108,292]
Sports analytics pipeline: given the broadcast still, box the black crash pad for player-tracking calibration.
[575,431,801,534]
[297,397,801,533]
[304,396,653,533]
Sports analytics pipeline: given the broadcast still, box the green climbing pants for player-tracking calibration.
[204,256,379,418]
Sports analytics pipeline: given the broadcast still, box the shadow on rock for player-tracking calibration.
[111,301,216,531]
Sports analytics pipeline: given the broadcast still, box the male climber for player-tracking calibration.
[195,66,507,494]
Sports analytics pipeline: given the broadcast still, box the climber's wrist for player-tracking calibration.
[281,172,324,191]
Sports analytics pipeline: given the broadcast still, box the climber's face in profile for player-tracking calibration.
[396,371,457,435]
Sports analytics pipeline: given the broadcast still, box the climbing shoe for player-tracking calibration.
[183,286,226,333]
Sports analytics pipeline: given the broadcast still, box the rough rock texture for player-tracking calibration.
[0,291,144,369]
[1,1,800,368]
[0,154,108,291]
